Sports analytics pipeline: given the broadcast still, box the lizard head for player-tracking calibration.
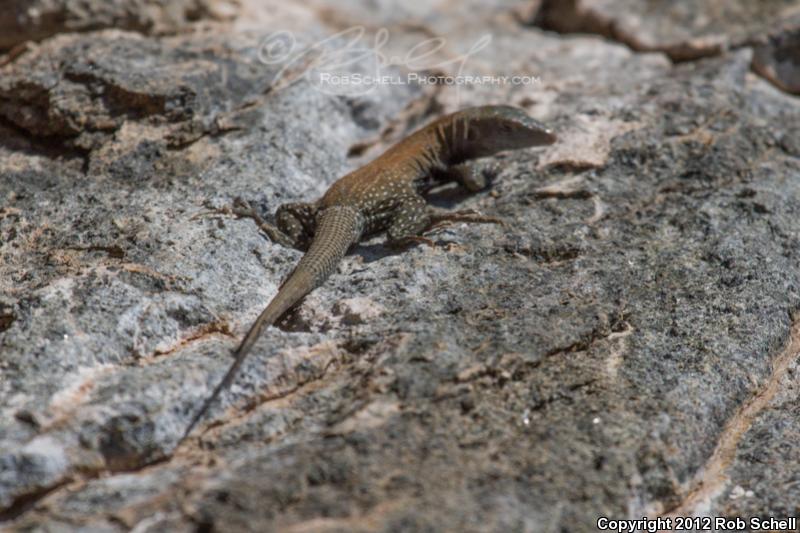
[457,105,556,158]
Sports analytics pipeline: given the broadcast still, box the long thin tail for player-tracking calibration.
[179,206,362,443]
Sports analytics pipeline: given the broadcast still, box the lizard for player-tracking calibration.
[180,105,556,442]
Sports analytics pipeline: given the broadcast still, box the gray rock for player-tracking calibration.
[1,1,800,531]
[531,0,800,61]
[753,28,800,96]
[0,0,231,50]
[530,0,800,97]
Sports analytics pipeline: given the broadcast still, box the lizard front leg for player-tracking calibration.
[211,198,317,251]
[385,195,435,248]
[438,161,501,192]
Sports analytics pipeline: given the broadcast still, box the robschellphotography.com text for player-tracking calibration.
[317,72,542,87]
[597,516,797,532]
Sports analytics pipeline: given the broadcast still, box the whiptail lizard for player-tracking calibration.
[181,105,556,442]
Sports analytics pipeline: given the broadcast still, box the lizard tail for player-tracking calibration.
[179,206,363,443]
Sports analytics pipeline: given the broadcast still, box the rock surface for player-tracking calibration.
[1,0,799,531]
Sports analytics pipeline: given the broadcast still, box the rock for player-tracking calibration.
[332,297,384,325]
[1,1,800,531]
[530,0,800,61]
[0,0,229,51]
[752,28,800,96]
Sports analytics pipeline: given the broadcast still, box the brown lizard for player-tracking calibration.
[181,105,556,442]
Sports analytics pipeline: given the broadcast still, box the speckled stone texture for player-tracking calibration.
[1,1,799,531]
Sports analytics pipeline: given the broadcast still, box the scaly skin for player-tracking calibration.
[181,105,556,442]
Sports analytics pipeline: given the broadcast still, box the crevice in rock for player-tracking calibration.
[751,28,800,96]
[63,70,181,122]
[38,365,116,433]
[542,322,621,360]
[0,309,15,333]
[0,115,90,171]
[0,479,71,523]
[0,1,229,53]
[187,346,344,444]
[530,186,593,201]
[507,314,630,382]
[657,312,800,516]
[244,355,340,413]
[529,378,598,412]
[527,0,800,96]
[528,0,719,63]
[164,102,260,149]
[147,321,235,363]
[0,42,32,67]
[64,244,127,259]
[0,451,179,524]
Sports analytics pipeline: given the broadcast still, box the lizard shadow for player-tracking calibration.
[353,184,488,265]
[253,182,490,264]
[353,241,413,264]
[424,182,476,209]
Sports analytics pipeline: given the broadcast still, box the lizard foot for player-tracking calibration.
[195,198,296,247]
[428,208,506,231]
[388,235,437,249]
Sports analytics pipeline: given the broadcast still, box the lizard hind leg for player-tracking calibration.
[213,198,318,251]
[385,195,434,248]
[274,202,318,251]
[196,197,303,249]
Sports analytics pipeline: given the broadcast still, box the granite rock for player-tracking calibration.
[1,0,799,531]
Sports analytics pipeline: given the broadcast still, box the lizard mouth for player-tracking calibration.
[516,125,557,148]
[518,117,557,146]
[535,128,558,145]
